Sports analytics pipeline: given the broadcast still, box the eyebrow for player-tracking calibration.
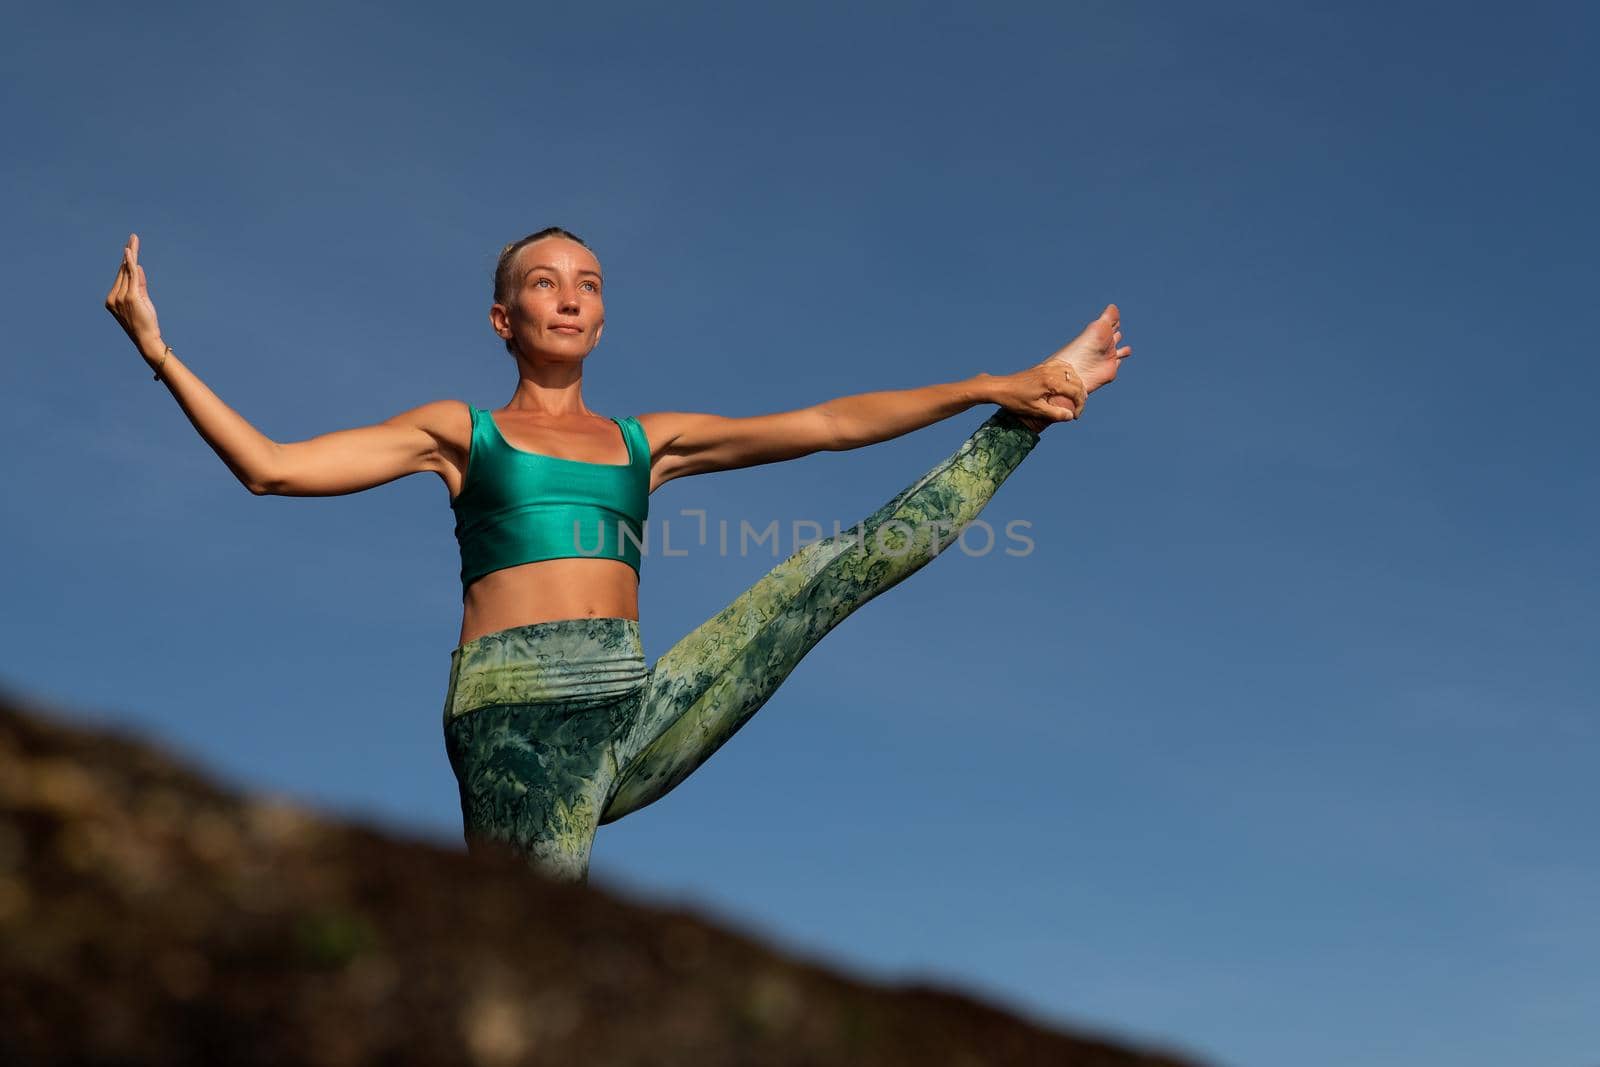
[522,264,602,280]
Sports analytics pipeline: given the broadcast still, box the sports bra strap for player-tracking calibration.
[618,415,650,469]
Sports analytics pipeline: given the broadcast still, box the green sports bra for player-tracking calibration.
[450,405,651,591]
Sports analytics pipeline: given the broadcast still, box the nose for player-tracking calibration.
[557,279,588,310]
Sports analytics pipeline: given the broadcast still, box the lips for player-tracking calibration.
[550,325,582,334]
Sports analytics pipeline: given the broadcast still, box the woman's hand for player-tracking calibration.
[986,359,1088,433]
[104,233,164,357]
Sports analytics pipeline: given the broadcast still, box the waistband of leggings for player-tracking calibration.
[444,617,646,724]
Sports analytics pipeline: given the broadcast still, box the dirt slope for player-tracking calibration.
[0,687,1206,1067]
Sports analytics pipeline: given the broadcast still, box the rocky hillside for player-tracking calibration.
[0,686,1206,1066]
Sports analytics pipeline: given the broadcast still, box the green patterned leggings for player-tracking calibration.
[442,409,1041,884]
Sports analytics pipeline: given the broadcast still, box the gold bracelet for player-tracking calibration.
[152,344,172,381]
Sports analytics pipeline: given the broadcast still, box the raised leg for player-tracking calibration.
[599,408,1041,824]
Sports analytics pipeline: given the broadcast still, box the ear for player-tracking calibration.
[488,304,510,339]
[593,319,604,346]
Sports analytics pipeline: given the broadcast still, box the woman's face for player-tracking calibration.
[492,237,605,362]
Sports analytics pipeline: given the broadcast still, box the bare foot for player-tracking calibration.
[1015,304,1132,433]
[1046,303,1131,395]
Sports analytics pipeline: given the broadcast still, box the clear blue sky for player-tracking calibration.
[4,3,1596,1064]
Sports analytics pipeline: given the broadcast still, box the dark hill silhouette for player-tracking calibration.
[0,685,1207,1067]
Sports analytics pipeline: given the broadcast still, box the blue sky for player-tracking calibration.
[4,2,1597,1064]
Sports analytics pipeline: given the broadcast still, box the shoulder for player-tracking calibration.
[633,411,719,454]
[632,411,733,489]
[382,398,473,434]
[379,400,475,464]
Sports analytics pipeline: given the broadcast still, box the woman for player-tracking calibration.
[104,227,1131,885]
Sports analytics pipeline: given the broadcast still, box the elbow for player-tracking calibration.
[815,406,852,453]
[244,467,282,497]
[244,471,278,495]
[246,442,284,496]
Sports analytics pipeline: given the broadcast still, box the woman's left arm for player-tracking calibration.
[639,365,1083,489]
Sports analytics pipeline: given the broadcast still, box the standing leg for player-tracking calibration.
[444,700,620,883]
[442,617,649,885]
[600,407,1041,824]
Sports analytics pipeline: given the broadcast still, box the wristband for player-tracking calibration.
[152,344,172,381]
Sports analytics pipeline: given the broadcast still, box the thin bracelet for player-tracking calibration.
[152,344,172,381]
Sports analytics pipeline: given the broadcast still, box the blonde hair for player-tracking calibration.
[492,227,593,357]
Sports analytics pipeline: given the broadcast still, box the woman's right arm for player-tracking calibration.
[105,234,462,497]
[248,400,464,497]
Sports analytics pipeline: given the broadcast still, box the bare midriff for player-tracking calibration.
[457,557,640,648]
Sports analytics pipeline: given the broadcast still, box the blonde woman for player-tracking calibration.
[105,228,1131,884]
